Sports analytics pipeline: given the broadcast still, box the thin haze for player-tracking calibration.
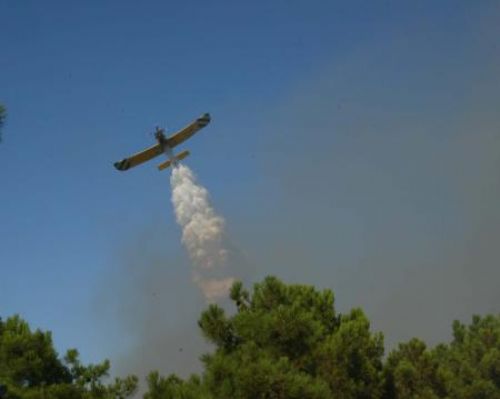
[243,6,500,347]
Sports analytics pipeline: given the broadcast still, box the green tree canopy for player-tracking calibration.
[2,277,498,399]
[0,315,137,399]
[385,314,500,399]
[145,276,385,399]
[143,277,500,399]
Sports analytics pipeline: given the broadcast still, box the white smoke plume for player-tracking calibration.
[170,164,234,301]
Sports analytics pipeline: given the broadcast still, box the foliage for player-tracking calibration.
[384,314,500,399]
[0,315,137,399]
[2,277,499,399]
[143,372,209,399]
[145,276,385,399]
[144,277,500,399]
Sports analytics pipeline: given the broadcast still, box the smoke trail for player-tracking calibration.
[170,164,234,301]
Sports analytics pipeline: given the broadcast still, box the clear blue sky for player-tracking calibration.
[1,0,499,379]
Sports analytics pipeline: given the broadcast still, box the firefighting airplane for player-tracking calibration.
[114,113,210,172]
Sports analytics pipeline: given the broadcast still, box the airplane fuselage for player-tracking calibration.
[155,128,178,166]
[154,128,168,148]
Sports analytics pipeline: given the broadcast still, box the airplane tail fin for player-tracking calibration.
[158,150,190,171]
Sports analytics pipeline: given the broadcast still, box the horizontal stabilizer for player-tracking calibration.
[158,150,190,171]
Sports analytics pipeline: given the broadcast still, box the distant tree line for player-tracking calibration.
[1,276,499,398]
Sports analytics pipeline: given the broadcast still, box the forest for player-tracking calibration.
[1,276,499,399]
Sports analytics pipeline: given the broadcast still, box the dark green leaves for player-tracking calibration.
[147,277,499,399]
[0,315,137,399]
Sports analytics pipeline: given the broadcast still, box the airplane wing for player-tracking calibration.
[166,113,211,148]
[114,143,163,171]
